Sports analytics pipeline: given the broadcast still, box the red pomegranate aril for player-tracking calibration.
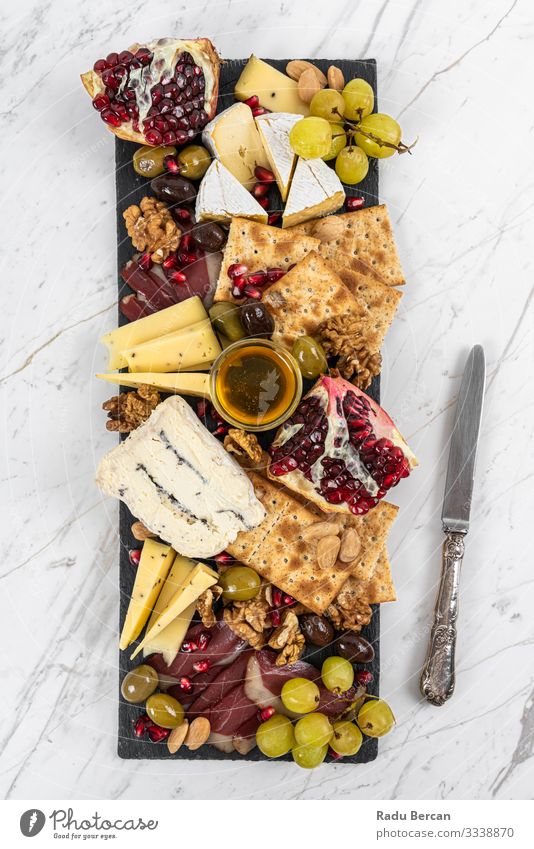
[243,284,263,300]
[181,640,198,653]
[133,714,152,738]
[174,207,191,221]
[269,456,298,475]
[135,47,153,65]
[170,270,187,285]
[244,95,260,109]
[115,103,130,121]
[231,278,246,298]
[162,255,177,270]
[154,116,169,132]
[197,632,211,651]
[252,106,270,117]
[123,88,136,101]
[346,196,365,211]
[257,197,270,210]
[355,670,373,686]
[101,108,121,127]
[272,588,283,607]
[328,748,343,760]
[163,130,177,144]
[114,64,127,81]
[118,50,133,64]
[101,68,119,89]
[214,551,234,564]
[106,52,119,67]
[92,93,110,111]
[145,128,163,145]
[254,165,276,183]
[227,263,248,280]
[283,594,295,606]
[151,85,164,106]
[259,706,275,722]
[246,271,268,286]
[178,251,197,266]
[213,425,228,437]
[147,725,170,743]
[166,115,179,130]
[175,129,189,145]
[270,609,281,627]
[180,232,194,251]
[129,549,141,567]
[93,58,109,73]
[163,154,181,173]
[179,676,193,693]
[252,182,270,199]
[266,267,285,283]
[268,212,282,226]
[138,252,153,271]
[193,660,210,673]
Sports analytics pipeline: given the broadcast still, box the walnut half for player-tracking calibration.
[268,610,305,666]
[103,384,160,433]
[123,196,180,263]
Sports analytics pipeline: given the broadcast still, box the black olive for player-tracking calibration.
[335,632,375,663]
[150,173,197,204]
[240,299,275,338]
[191,221,227,251]
[300,614,334,647]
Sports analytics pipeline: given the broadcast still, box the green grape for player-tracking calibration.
[321,656,354,693]
[322,124,347,162]
[145,693,184,729]
[281,677,320,714]
[294,712,333,747]
[256,714,295,757]
[330,720,363,756]
[354,114,401,159]
[310,89,345,122]
[217,566,260,601]
[335,145,369,184]
[289,117,332,159]
[292,743,328,769]
[342,78,374,120]
[357,699,396,737]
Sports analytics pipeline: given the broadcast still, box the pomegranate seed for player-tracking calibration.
[283,594,295,606]
[145,128,163,145]
[92,93,110,111]
[244,95,260,109]
[268,212,282,226]
[193,660,210,673]
[269,456,298,475]
[138,252,153,271]
[170,270,187,284]
[257,197,270,209]
[355,670,374,686]
[244,284,262,300]
[197,632,211,651]
[272,588,283,607]
[179,676,193,693]
[106,52,119,67]
[180,232,194,251]
[252,107,270,117]
[270,609,281,627]
[259,706,276,722]
[227,262,248,279]
[252,182,270,199]
[174,207,191,221]
[181,640,198,653]
[128,549,141,567]
[147,724,170,743]
[346,196,365,211]
[162,255,177,270]
[163,130,177,145]
[231,276,247,298]
[214,551,234,564]
[328,748,343,760]
[163,154,181,173]
[246,271,268,286]
[93,58,109,73]
[266,267,285,283]
[101,109,121,127]
[118,50,133,64]
[133,714,152,738]
[196,399,208,418]
[214,425,228,437]
[135,47,153,66]
[254,165,276,183]
[178,251,197,266]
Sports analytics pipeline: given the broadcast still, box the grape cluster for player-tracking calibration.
[289,78,415,185]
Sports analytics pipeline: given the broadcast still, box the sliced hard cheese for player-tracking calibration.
[139,554,197,664]
[202,103,270,187]
[195,160,268,224]
[96,371,211,398]
[282,157,345,228]
[119,540,175,651]
[123,319,221,373]
[255,112,300,201]
[101,297,207,370]
[235,56,309,116]
[131,562,218,657]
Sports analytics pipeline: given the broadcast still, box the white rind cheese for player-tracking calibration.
[96,396,266,558]
[202,103,270,187]
[195,160,268,224]
[282,157,345,228]
[255,112,300,201]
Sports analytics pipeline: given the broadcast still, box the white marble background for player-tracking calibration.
[1,0,532,801]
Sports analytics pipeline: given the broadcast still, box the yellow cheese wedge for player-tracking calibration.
[131,562,218,658]
[123,320,222,373]
[140,554,197,665]
[202,103,270,187]
[119,541,175,651]
[235,56,309,116]
[96,371,211,398]
[101,297,208,370]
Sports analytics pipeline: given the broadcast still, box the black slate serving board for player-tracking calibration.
[115,57,380,762]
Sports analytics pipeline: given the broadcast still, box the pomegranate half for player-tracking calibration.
[268,373,417,515]
[81,38,220,145]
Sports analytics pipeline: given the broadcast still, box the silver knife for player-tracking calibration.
[420,345,486,706]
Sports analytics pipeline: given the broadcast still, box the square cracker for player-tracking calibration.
[288,204,405,286]
[332,265,403,351]
[227,473,356,614]
[341,547,396,605]
[263,251,363,349]
[213,218,319,303]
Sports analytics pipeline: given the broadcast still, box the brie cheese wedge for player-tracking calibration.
[195,160,268,224]
[202,103,270,187]
[96,396,266,558]
[282,157,345,228]
[255,112,300,201]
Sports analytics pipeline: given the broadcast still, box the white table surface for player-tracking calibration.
[1,0,533,801]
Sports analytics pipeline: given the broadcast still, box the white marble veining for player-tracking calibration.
[1,0,533,801]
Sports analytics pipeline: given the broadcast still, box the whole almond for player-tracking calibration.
[131,521,157,541]
[339,528,361,562]
[316,534,341,570]
[287,60,327,86]
[167,720,189,754]
[298,68,322,104]
[185,716,211,750]
[302,521,341,541]
[327,65,345,91]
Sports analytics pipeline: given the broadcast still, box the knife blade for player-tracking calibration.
[420,345,486,705]
[441,344,486,533]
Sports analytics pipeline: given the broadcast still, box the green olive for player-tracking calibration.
[177,145,211,180]
[133,145,177,178]
[292,335,328,379]
[145,693,185,728]
[218,566,261,601]
[209,302,245,342]
[120,665,159,703]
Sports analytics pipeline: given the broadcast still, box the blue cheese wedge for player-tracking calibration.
[255,112,300,201]
[195,160,268,224]
[96,396,265,558]
[202,103,270,187]
[282,157,345,228]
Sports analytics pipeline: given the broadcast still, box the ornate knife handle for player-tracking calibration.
[420,532,465,706]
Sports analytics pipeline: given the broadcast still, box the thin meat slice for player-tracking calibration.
[233,713,260,755]
[188,650,253,717]
[147,618,249,682]
[207,684,258,736]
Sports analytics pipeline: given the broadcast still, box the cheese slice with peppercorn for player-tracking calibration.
[122,319,221,373]
[119,540,175,650]
[195,160,268,224]
[234,55,309,116]
[96,371,211,398]
[96,396,266,558]
[282,156,345,228]
[255,112,300,201]
[202,103,270,187]
[140,554,198,664]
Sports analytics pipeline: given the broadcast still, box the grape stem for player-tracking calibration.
[332,107,417,155]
